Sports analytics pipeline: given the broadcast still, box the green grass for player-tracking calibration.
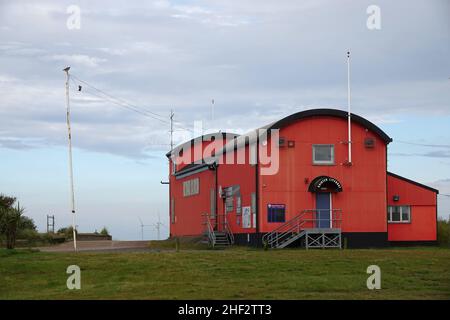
[148,236,209,250]
[0,247,449,299]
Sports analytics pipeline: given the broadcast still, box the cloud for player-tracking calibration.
[0,137,45,150]
[0,0,449,160]
[429,179,450,219]
[45,54,107,68]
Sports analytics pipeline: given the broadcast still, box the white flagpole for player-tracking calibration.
[347,51,352,164]
[211,98,215,122]
[63,66,77,251]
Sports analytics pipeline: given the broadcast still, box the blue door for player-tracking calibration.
[316,193,331,228]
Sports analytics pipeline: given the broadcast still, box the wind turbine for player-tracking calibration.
[152,212,166,241]
[138,217,152,240]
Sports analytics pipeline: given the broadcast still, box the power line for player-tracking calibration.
[70,75,195,134]
[71,75,167,121]
[395,140,450,148]
[70,77,170,125]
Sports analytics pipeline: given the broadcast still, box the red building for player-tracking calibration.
[166,109,438,248]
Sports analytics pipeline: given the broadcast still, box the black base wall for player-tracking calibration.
[342,232,389,248]
[389,240,437,247]
[233,232,390,248]
[233,233,265,248]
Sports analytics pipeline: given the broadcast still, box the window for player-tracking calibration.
[236,195,241,214]
[388,205,411,223]
[171,198,175,224]
[251,192,256,215]
[251,192,257,228]
[210,188,216,218]
[225,196,234,213]
[313,144,334,165]
[171,160,176,174]
[268,204,285,223]
[183,178,199,197]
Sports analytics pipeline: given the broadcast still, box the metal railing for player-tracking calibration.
[202,213,216,247]
[300,209,343,229]
[262,209,343,248]
[262,211,307,248]
[202,213,234,246]
[224,217,234,245]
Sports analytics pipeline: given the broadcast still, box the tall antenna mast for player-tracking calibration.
[347,51,352,165]
[170,109,174,152]
[63,66,77,251]
[211,98,215,122]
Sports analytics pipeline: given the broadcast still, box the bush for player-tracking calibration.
[0,203,25,249]
[57,226,76,240]
[437,218,450,247]
[100,227,109,236]
[17,228,41,246]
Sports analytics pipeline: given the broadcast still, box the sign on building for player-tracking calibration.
[242,206,251,228]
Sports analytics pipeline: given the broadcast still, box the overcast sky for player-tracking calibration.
[0,0,449,240]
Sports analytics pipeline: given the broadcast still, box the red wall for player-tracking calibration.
[169,133,228,237]
[387,174,437,241]
[169,166,215,236]
[258,116,388,234]
[216,147,257,234]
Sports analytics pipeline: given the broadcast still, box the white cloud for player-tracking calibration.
[46,54,107,68]
[0,0,448,160]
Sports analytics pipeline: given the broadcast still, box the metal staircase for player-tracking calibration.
[203,214,234,248]
[262,209,342,249]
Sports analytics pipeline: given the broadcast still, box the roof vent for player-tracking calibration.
[364,137,375,148]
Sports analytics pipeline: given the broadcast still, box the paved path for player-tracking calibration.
[38,240,152,253]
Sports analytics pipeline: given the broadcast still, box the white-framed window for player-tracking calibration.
[171,198,175,224]
[312,144,334,165]
[388,205,411,223]
[171,160,176,174]
[183,178,199,197]
[236,195,242,214]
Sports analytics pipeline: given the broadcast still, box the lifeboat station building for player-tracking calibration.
[166,109,438,248]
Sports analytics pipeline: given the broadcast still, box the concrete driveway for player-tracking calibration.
[38,240,152,253]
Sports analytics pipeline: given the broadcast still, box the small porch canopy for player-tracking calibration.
[308,176,343,193]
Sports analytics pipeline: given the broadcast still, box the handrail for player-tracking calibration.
[202,213,216,247]
[202,213,235,247]
[224,218,234,244]
[262,209,343,248]
[262,212,307,247]
[301,209,342,228]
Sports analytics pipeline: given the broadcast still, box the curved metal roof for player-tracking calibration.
[265,108,393,143]
[166,132,240,158]
[166,109,392,159]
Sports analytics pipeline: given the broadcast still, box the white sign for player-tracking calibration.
[242,206,251,228]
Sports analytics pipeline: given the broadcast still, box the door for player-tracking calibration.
[316,193,331,228]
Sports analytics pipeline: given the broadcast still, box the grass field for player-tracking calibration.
[0,247,449,299]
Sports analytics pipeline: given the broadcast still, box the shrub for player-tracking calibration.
[17,228,40,246]
[437,218,450,247]
[57,226,76,240]
[100,227,109,236]
[0,203,25,249]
